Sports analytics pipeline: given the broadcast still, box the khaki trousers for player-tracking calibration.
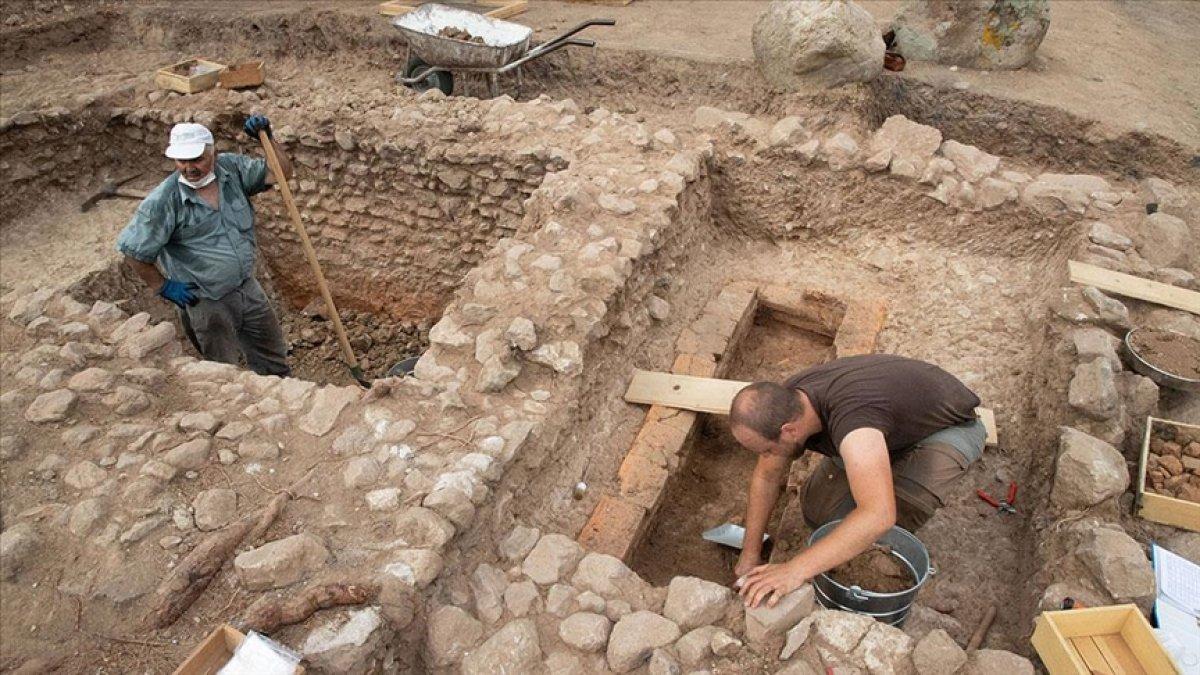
[799,418,987,532]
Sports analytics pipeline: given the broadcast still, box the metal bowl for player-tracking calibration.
[1123,327,1200,393]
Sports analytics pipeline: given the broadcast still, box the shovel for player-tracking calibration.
[257,131,368,387]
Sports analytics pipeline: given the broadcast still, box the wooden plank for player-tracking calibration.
[977,407,999,446]
[1036,606,1129,639]
[1095,635,1147,675]
[1071,636,1116,674]
[1119,611,1181,675]
[1069,260,1200,315]
[1032,614,1091,675]
[562,0,633,5]
[624,370,998,445]
[380,0,527,18]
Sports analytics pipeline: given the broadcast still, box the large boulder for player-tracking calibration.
[752,0,884,92]
[462,618,542,675]
[889,0,1050,70]
[1050,427,1128,510]
[1136,212,1192,269]
[1076,528,1155,604]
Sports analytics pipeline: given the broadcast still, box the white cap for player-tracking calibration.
[165,123,213,160]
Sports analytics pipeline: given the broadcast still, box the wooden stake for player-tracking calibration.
[967,605,998,651]
[257,131,364,383]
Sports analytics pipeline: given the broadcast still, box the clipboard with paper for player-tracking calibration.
[1152,543,1200,674]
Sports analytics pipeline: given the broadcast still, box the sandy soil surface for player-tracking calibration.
[523,0,1200,146]
[0,187,144,296]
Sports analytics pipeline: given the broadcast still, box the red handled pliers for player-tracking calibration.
[977,481,1018,515]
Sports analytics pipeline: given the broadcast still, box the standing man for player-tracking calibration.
[116,116,293,377]
[726,354,987,608]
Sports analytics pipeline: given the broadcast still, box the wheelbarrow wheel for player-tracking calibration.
[404,56,453,96]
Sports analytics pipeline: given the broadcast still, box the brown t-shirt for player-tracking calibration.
[783,354,980,458]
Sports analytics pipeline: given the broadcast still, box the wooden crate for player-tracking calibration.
[155,58,227,94]
[379,0,528,19]
[219,61,264,90]
[173,624,305,675]
[1031,605,1178,675]
[1136,416,1200,532]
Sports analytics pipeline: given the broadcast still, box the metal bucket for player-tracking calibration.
[807,521,932,626]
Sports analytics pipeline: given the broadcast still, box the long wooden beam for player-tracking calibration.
[625,369,998,445]
[1069,260,1200,315]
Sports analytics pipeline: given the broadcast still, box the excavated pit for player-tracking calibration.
[6,115,556,385]
[631,313,835,586]
[3,4,1194,671]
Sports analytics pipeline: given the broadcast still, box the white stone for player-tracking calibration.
[663,576,732,631]
[523,533,585,586]
[64,461,107,490]
[504,579,541,617]
[193,488,237,531]
[751,0,884,91]
[462,618,542,675]
[0,523,39,580]
[427,605,483,666]
[745,585,816,643]
[382,548,444,588]
[1050,427,1128,510]
[234,533,330,590]
[395,506,456,548]
[24,389,76,423]
[366,488,402,511]
[164,438,211,469]
[67,367,114,392]
[606,611,681,673]
[912,628,966,675]
[343,456,382,488]
[299,386,360,436]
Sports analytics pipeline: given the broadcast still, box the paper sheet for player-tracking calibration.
[217,632,301,675]
[1154,543,1200,675]
[1156,544,1200,617]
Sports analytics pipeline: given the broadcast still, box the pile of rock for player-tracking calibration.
[422,530,1034,673]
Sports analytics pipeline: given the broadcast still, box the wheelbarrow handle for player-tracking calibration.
[500,37,599,72]
[527,17,615,59]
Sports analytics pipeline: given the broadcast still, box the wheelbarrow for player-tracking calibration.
[393,3,614,98]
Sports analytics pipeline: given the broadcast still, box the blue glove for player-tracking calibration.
[243,114,272,141]
[159,279,199,309]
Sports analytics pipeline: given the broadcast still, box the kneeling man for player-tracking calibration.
[728,354,986,608]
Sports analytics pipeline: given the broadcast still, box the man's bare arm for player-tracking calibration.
[779,429,895,579]
[740,428,895,608]
[735,452,791,578]
[125,255,164,291]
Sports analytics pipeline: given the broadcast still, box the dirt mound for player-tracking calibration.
[828,545,914,594]
[283,308,427,386]
[1130,328,1200,380]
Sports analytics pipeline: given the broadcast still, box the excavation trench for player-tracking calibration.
[9,114,557,385]
[482,146,1087,655]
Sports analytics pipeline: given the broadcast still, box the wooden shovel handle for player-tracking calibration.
[257,131,360,372]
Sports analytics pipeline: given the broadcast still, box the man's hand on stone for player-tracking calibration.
[243,114,272,141]
[159,279,199,309]
[738,560,808,610]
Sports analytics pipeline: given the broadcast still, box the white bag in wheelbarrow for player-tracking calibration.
[393,4,533,69]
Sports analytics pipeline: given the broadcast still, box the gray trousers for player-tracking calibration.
[180,277,290,377]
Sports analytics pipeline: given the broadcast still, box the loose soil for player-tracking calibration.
[1130,328,1200,380]
[282,308,428,386]
[629,314,834,586]
[1145,422,1200,503]
[828,545,914,594]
